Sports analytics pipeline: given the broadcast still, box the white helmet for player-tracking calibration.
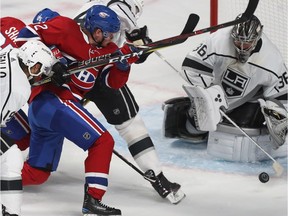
[18,40,55,77]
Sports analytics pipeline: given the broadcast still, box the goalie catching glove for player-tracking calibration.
[258,98,288,149]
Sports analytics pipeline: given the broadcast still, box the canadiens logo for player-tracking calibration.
[221,68,250,98]
[99,12,109,18]
[71,70,96,91]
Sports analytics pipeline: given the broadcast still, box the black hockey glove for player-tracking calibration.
[50,62,71,86]
[125,25,152,46]
[125,26,153,64]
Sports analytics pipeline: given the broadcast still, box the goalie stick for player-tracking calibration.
[33,0,258,87]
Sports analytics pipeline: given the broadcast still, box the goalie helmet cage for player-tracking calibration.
[210,0,288,65]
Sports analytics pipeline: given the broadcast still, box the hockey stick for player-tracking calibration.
[32,13,199,87]
[114,149,186,204]
[112,149,156,183]
[154,51,181,73]
[33,0,258,87]
[219,110,284,177]
[146,0,258,51]
[78,0,258,68]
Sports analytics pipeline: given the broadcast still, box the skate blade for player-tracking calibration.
[166,188,186,204]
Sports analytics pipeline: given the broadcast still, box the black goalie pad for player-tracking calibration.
[162,97,191,138]
[223,102,265,128]
[162,97,208,143]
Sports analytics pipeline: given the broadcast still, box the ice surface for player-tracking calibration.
[1,0,287,215]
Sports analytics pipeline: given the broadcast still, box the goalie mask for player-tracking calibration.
[231,14,263,63]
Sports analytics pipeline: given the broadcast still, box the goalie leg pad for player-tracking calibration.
[207,124,288,162]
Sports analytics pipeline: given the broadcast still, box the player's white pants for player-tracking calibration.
[115,114,162,175]
[1,144,23,215]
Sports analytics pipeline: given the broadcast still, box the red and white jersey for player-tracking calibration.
[181,27,288,110]
[0,17,25,51]
[0,49,31,126]
[16,15,130,101]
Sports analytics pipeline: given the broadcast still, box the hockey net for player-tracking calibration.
[211,0,288,65]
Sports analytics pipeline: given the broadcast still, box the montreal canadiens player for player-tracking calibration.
[72,0,185,204]
[163,14,287,163]
[16,5,142,215]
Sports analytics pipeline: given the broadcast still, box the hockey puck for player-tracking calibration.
[258,172,269,183]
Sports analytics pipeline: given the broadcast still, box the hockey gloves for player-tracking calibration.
[125,25,152,46]
[50,62,71,86]
[117,43,141,68]
[125,26,153,64]
[258,98,288,149]
[115,49,130,71]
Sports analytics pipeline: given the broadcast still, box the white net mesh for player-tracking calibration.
[217,0,288,65]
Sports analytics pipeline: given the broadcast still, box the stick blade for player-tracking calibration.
[241,0,259,21]
[177,14,199,44]
[181,13,200,35]
[148,13,199,49]
[273,161,284,177]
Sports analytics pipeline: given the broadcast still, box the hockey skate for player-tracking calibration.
[2,205,18,216]
[144,170,185,204]
[82,192,121,216]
